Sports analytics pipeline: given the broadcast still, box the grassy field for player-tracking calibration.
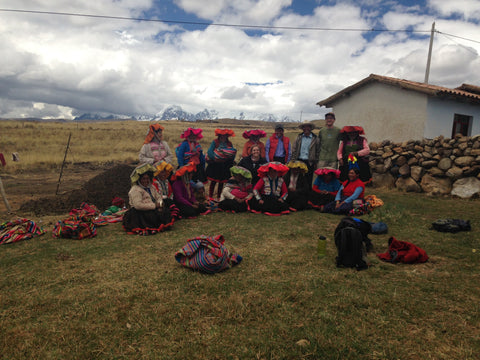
[0,120,479,359]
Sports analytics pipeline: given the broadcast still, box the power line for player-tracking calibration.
[0,8,432,34]
[436,30,480,45]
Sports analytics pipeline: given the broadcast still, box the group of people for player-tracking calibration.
[124,114,373,235]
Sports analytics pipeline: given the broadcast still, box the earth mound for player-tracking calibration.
[20,164,135,216]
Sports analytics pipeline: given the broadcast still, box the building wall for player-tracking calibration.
[426,98,480,139]
[326,82,429,142]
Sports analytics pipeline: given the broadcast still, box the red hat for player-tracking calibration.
[181,128,203,140]
[242,129,266,139]
[340,126,365,135]
[171,162,197,181]
[214,128,235,137]
[314,167,341,178]
[144,123,165,144]
[257,162,289,178]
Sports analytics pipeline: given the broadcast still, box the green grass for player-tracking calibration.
[1,189,479,359]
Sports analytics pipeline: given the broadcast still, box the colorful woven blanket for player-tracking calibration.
[175,235,242,274]
[0,218,45,245]
[212,147,236,162]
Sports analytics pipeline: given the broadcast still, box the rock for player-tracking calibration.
[428,167,445,177]
[369,142,379,151]
[446,166,464,180]
[407,157,418,166]
[372,172,396,189]
[414,145,424,152]
[374,164,387,173]
[421,160,438,169]
[396,177,422,192]
[470,149,480,156]
[453,148,463,156]
[393,147,403,153]
[458,142,469,151]
[398,164,410,177]
[454,156,475,167]
[411,166,425,182]
[443,149,452,157]
[382,151,394,159]
[395,156,407,166]
[422,151,433,159]
[384,157,392,170]
[463,165,480,177]
[420,174,452,195]
[473,141,480,149]
[451,177,480,198]
[437,158,452,171]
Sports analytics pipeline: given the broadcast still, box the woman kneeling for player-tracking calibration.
[218,166,253,213]
[249,162,290,216]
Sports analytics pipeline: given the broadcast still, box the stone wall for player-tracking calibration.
[369,134,480,198]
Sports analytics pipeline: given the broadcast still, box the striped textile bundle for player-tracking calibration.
[52,218,97,239]
[212,147,236,162]
[0,218,46,245]
[174,235,242,274]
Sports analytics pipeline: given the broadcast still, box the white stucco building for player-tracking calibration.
[316,74,480,142]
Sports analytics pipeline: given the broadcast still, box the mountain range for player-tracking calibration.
[73,105,297,122]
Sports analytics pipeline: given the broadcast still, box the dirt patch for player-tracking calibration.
[17,164,135,216]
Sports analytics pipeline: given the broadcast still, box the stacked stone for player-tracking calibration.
[369,134,480,198]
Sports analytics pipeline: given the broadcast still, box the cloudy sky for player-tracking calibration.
[0,0,479,120]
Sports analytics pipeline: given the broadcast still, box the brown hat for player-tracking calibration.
[298,122,316,130]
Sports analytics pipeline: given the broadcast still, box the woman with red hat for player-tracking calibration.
[241,129,267,158]
[175,127,206,185]
[337,126,371,183]
[206,129,237,200]
[309,167,342,210]
[139,124,173,165]
[249,162,290,215]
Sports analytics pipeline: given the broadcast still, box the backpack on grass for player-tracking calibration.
[334,218,369,271]
[431,219,471,233]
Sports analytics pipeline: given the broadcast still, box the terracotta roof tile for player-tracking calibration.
[317,74,480,107]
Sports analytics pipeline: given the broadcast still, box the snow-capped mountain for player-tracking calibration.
[73,105,296,122]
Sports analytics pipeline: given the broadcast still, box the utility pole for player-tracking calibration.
[424,21,435,84]
[299,110,303,122]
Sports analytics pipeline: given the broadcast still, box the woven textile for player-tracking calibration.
[175,235,242,274]
[0,218,45,245]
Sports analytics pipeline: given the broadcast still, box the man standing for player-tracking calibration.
[317,112,341,169]
[265,124,291,164]
[292,122,320,188]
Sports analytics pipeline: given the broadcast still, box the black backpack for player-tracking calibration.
[334,218,369,271]
[335,217,373,251]
[431,219,471,233]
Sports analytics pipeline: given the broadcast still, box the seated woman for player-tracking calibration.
[139,124,173,165]
[337,126,371,183]
[284,160,310,211]
[249,162,290,216]
[171,162,209,218]
[218,166,253,213]
[323,168,365,215]
[238,144,268,186]
[309,167,341,210]
[122,164,174,235]
[153,160,180,219]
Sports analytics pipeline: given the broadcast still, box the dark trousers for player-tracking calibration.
[298,159,315,189]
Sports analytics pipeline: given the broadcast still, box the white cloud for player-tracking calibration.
[428,0,480,20]
[0,0,479,119]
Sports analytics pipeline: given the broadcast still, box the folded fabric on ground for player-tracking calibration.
[53,202,106,239]
[0,218,46,245]
[175,234,242,274]
[377,236,428,264]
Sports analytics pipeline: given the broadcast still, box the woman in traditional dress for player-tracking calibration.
[205,128,237,200]
[238,144,267,186]
[171,162,209,218]
[175,127,206,185]
[139,124,173,164]
[309,167,341,210]
[284,160,310,211]
[337,126,371,183]
[218,166,253,213]
[122,164,174,235]
[153,160,180,219]
[241,129,267,158]
[323,168,365,215]
[249,162,290,215]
